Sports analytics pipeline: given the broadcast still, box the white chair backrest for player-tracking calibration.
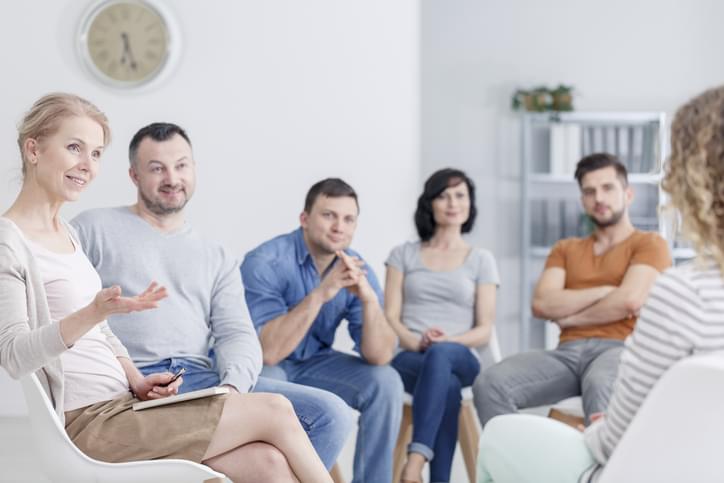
[20,373,99,481]
[478,326,502,370]
[599,351,724,483]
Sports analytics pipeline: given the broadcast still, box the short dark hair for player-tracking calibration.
[414,168,477,242]
[128,122,192,165]
[304,178,359,213]
[574,152,628,187]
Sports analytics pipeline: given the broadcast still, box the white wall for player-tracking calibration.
[421,0,724,355]
[0,0,419,414]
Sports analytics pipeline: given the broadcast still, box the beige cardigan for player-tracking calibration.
[0,218,129,423]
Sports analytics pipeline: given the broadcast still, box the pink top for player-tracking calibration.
[28,233,129,411]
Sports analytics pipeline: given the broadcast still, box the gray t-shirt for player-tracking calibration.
[385,241,500,342]
[71,206,262,393]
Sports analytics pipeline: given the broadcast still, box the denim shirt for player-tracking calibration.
[241,228,384,362]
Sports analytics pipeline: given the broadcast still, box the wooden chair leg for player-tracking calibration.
[393,403,413,483]
[458,401,480,483]
[330,462,345,483]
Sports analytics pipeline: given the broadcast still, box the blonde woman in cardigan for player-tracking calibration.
[0,93,332,483]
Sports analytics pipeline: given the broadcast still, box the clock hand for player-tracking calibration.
[120,32,138,70]
[120,32,129,64]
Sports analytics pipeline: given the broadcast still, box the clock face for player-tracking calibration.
[81,0,172,87]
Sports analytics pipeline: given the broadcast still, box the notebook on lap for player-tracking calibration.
[132,386,230,411]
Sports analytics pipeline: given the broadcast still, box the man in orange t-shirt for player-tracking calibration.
[474,153,671,426]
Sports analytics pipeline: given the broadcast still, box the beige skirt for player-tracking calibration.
[65,392,227,464]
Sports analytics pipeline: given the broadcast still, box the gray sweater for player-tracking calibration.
[72,207,262,392]
[0,218,129,422]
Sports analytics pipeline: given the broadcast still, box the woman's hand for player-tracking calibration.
[420,327,448,350]
[90,282,167,321]
[130,372,183,401]
[60,282,168,348]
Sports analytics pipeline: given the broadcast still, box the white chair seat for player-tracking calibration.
[402,386,474,404]
[20,372,225,483]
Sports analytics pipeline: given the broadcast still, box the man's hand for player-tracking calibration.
[130,372,183,401]
[315,258,360,303]
[315,251,376,304]
[336,250,378,303]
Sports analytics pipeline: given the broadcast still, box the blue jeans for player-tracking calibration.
[139,357,354,469]
[265,350,404,483]
[392,343,481,483]
[473,338,624,426]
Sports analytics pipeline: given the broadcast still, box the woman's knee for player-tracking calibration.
[227,392,298,425]
[262,393,297,421]
[424,341,473,365]
[424,343,480,382]
[241,443,295,481]
[250,442,289,468]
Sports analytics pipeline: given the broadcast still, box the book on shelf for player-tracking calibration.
[549,124,582,175]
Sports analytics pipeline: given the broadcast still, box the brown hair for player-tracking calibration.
[574,152,628,187]
[662,85,724,271]
[17,93,111,176]
[303,178,358,213]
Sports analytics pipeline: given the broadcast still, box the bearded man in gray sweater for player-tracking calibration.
[72,122,352,470]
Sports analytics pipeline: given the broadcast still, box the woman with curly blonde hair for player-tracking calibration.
[476,85,724,483]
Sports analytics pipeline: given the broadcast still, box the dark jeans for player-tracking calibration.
[391,342,480,483]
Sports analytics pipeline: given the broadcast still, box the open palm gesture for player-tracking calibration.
[91,281,167,320]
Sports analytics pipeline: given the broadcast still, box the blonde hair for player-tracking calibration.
[662,85,724,271]
[17,93,111,176]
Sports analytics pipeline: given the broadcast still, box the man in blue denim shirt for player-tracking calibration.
[241,178,403,483]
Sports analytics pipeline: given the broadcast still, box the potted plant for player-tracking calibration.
[551,84,574,111]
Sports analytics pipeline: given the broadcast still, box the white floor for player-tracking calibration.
[0,417,50,482]
[334,424,473,483]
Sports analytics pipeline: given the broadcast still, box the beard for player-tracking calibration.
[591,206,625,228]
[139,185,189,216]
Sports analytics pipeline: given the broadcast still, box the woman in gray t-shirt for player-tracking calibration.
[385,168,499,483]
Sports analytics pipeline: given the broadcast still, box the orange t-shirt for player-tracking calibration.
[544,230,672,343]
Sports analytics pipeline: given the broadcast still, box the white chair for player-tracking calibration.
[598,351,724,483]
[393,328,502,483]
[20,373,226,483]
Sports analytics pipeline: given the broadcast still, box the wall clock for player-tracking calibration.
[78,0,180,89]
